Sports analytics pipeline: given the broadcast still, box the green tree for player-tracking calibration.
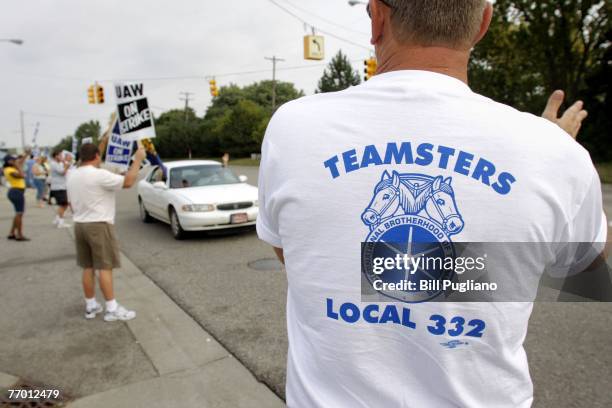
[53,135,73,152]
[469,0,611,160]
[154,108,204,158]
[53,120,101,153]
[316,50,361,93]
[213,100,271,156]
[201,80,303,156]
[243,80,305,111]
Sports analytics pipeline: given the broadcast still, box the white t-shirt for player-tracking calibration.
[257,71,607,408]
[67,165,124,224]
[50,159,67,191]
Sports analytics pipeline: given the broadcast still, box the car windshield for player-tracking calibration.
[169,165,240,189]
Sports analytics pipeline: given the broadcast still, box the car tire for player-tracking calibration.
[169,207,186,240]
[139,197,153,223]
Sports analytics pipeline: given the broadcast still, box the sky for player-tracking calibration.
[0,0,373,149]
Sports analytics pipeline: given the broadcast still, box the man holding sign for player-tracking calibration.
[66,142,146,321]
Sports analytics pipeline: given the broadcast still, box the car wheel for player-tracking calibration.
[169,207,186,240]
[139,197,153,223]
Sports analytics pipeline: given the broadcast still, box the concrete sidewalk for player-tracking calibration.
[0,188,284,407]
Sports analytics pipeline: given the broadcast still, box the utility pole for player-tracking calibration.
[179,92,194,122]
[19,110,25,152]
[179,92,194,159]
[265,56,285,111]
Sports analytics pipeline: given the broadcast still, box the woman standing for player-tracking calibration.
[3,155,29,241]
[32,156,48,208]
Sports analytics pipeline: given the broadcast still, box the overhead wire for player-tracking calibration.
[265,0,372,51]
[279,0,370,37]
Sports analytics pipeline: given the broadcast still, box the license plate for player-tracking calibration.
[231,213,248,224]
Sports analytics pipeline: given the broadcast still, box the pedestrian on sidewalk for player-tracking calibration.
[3,155,30,241]
[32,156,48,208]
[67,142,146,321]
[50,150,71,228]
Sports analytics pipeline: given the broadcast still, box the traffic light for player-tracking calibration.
[209,79,219,97]
[95,85,104,104]
[364,58,377,81]
[87,85,95,104]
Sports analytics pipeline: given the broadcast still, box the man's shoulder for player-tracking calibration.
[274,88,360,118]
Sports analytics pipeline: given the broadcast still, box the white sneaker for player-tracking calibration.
[85,303,103,319]
[57,222,72,229]
[104,304,136,322]
[53,216,60,225]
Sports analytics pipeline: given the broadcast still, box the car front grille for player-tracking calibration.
[217,202,253,211]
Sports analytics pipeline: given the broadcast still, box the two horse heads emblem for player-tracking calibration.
[361,171,464,236]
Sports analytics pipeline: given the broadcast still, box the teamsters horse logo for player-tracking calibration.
[361,171,465,303]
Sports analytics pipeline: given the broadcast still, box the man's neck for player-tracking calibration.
[376,45,471,84]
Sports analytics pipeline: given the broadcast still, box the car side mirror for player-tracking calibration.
[153,181,168,190]
[239,175,248,183]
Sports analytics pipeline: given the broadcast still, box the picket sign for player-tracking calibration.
[105,119,133,172]
[114,82,156,141]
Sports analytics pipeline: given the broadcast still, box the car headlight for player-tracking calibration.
[182,204,215,212]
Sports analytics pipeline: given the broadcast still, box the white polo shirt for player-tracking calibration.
[257,70,606,408]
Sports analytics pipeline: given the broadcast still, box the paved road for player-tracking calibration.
[114,166,612,406]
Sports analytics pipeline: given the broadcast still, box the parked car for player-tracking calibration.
[137,160,258,239]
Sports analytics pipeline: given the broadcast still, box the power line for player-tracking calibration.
[265,0,372,51]
[23,111,98,120]
[280,0,370,37]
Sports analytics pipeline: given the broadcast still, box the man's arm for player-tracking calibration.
[273,247,285,265]
[123,144,147,188]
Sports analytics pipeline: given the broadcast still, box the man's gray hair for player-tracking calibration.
[387,0,488,48]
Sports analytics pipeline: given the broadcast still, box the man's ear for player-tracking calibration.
[370,0,386,45]
[473,2,493,46]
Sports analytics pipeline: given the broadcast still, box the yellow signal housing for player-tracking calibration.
[209,79,219,97]
[87,85,96,104]
[364,58,377,81]
[95,85,105,104]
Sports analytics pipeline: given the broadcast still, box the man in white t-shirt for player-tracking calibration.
[67,143,146,322]
[256,1,608,407]
[50,150,72,228]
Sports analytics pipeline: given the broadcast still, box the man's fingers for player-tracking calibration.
[542,90,565,121]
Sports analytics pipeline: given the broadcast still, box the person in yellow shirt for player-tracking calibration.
[3,155,29,241]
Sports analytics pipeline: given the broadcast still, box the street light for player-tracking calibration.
[0,39,24,45]
[348,0,367,6]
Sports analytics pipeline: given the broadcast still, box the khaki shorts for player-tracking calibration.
[75,222,121,270]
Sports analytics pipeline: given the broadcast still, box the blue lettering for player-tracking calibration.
[492,172,516,195]
[415,143,434,166]
[363,304,379,323]
[384,142,414,165]
[379,305,401,324]
[361,145,383,168]
[454,151,474,176]
[323,156,341,179]
[437,145,456,169]
[401,308,417,329]
[342,150,360,173]
[472,158,496,186]
[326,298,339,320]
[340,302,360,323]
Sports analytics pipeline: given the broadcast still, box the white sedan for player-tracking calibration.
[137,160,259,239]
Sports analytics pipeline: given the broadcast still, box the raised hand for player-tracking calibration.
[542,90,588,139]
